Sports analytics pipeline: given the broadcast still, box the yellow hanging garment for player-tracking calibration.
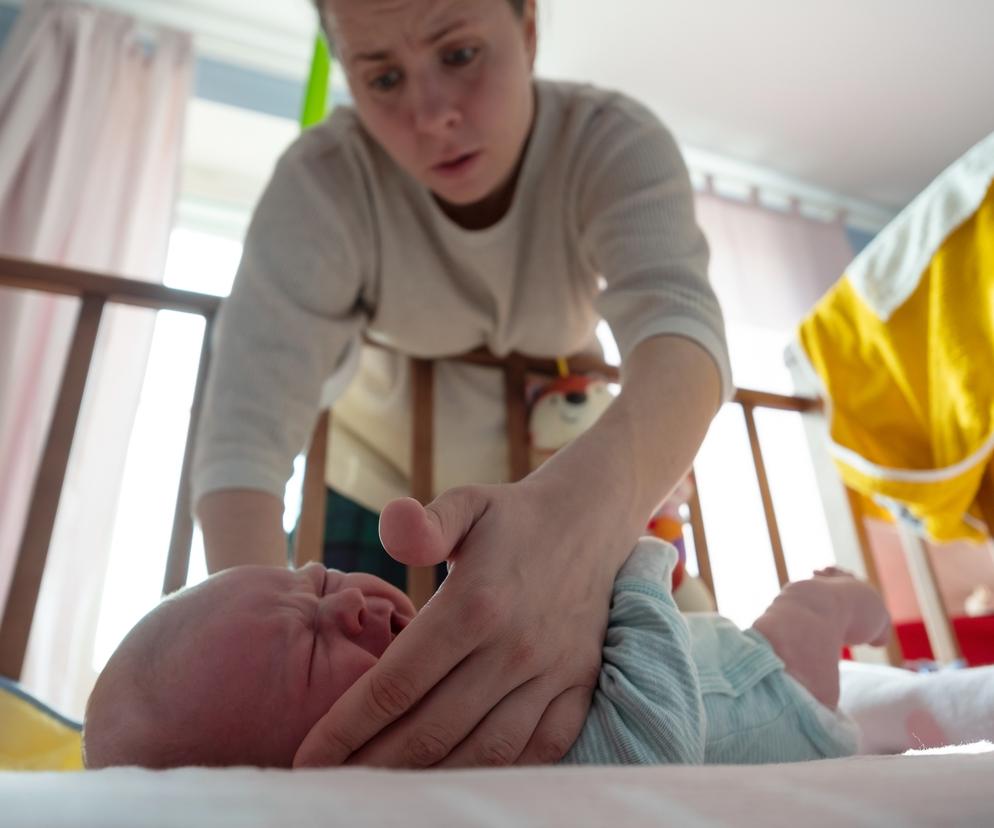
[0,678,83,771]
[797,131,994,541]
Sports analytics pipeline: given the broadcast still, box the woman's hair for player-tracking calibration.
[311,1,527,46]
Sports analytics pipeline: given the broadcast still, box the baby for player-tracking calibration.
[83,539,890,768]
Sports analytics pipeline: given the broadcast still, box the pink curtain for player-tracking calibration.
[0,1,192,715]
[694,188,856,392]
[687,189,857,627]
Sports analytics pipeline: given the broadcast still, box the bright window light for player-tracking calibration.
[93,225,306,671]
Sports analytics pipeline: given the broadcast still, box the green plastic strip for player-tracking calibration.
[300,34,333,129]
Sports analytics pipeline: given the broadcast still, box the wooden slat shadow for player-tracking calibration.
[0,294,104,679]
[0,256,220,681]
[162,317,215,596]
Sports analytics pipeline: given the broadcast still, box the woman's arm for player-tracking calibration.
[539,334,722,560]
[293,333,722,768]
[191,136,369,574]
[196,490,287,571]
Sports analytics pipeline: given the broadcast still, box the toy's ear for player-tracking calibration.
[525,376,549,408]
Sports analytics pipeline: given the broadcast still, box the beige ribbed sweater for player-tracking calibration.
[192,79,731,513]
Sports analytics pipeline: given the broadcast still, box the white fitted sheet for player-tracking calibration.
[4,745,992,828]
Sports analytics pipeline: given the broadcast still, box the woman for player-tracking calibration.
[192,0,730,768]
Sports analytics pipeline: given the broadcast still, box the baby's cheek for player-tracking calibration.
[311,643,378,710]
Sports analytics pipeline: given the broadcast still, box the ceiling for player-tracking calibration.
[536,0,994,214]
[7,0,993,224]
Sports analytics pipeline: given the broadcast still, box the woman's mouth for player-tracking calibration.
[433,151,480,178]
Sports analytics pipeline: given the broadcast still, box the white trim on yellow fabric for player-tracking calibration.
[828,427,994,485]
[787,336,994,488]
[847,130,994,321]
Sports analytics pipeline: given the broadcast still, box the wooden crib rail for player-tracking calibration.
[0,256,219,680]
[0,255,903,681]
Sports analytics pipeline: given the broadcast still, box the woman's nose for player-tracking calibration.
[319,587,367,637]
[411,75,461,135]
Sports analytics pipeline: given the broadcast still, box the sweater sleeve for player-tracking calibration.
[562,539,706,765]
[191,132,373,504]
[575,96,733,401]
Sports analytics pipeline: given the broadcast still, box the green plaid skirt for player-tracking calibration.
[322,488,445,591]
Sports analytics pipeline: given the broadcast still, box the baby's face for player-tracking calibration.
[85,563,416,767]
[216,561,416,705]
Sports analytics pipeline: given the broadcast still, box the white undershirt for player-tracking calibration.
[192,79,731,512]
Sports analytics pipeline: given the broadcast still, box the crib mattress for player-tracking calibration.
[3,745,991,827]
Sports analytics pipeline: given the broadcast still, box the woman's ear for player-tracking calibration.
[523,0,538,68]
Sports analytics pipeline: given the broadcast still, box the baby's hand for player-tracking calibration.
[617,538,678,589]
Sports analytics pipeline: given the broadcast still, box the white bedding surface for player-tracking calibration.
[5,746,992,828]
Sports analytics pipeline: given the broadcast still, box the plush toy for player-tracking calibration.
[646,477,716,612]
[528,369,715,612]
[528,372,615,470]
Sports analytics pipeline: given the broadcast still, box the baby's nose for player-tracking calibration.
[319,586,367,637]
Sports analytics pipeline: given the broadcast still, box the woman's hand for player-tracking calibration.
[292,336,721,769]
[293,480,629,768]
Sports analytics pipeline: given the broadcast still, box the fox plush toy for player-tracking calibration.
[528,373,715,612]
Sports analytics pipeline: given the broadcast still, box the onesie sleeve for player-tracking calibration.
[575,97,733,401]
[562,539,706,765]
[191,131,373,504]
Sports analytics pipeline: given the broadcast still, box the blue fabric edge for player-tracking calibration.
[0,675,83,732]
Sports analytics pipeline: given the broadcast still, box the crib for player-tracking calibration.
[0,253,911,678]
[0,254,992,826]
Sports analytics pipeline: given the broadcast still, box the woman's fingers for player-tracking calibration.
[295,478,615,770]
[379,487,488,568]
[433,677,556,768]
[348,646,533,768]
[348,613,600,768]
[292,585,485,768]
[516,684,595,765]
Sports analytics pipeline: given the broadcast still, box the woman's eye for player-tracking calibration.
[371,69,402,91]
[443,46,479,67]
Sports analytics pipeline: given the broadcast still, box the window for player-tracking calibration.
[92,95,306,670]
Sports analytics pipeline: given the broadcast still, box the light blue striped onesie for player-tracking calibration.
[562,539,858,765]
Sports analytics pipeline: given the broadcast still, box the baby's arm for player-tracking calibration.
[562,539,706,765]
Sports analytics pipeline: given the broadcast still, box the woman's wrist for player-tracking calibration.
[197,489,288,572]
[523,442,643,575]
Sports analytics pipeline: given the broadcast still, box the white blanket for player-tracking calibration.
[4,748,992,828]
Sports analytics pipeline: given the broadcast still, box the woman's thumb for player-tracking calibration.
[378,490,485,567]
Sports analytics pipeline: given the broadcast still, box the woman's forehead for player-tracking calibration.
[327,0,490,53]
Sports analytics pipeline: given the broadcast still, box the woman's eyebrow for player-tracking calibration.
[351,20,468,64]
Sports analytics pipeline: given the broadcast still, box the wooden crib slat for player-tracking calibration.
[162,317,215,595]
[408,358,438,609]
[686,469,717,609]
[844,488,906,667]
[896,519,963,665]
[0,294,104,680]
[0,255,220,316]
[742,404,790,588]
[977,471,994,549]
[292,410,331,570]
[503,355,530,482]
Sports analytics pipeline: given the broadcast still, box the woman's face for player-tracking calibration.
[325,0,537,212]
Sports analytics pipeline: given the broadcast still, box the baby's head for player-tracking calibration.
[83,562,415,768]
